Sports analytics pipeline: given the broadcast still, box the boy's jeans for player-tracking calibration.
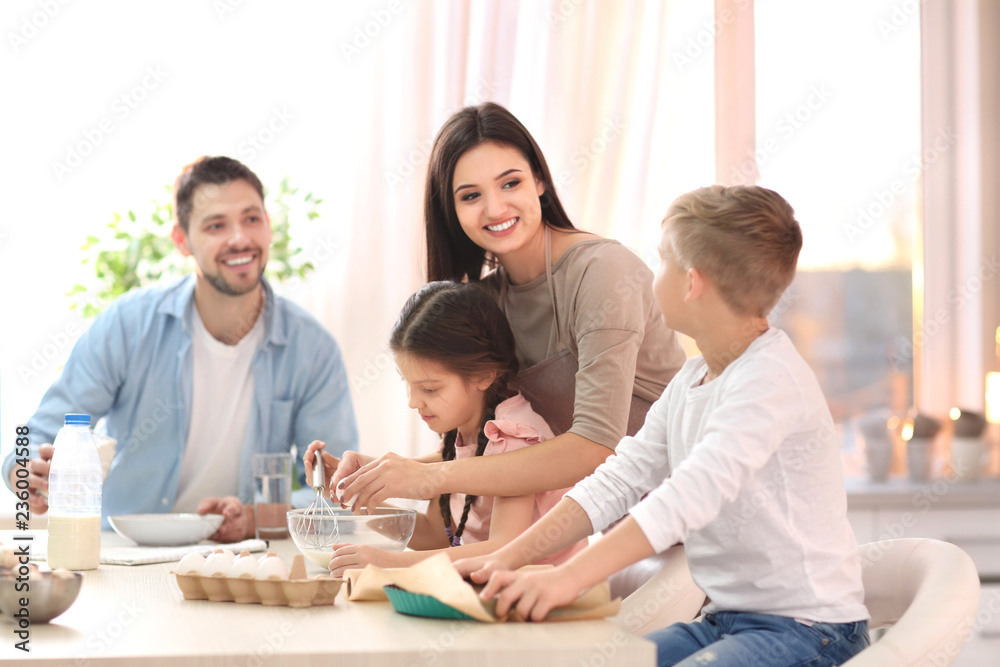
[648,611,870,667]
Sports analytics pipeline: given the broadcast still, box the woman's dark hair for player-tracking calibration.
[389,281,519,546]
[424,102,577,283]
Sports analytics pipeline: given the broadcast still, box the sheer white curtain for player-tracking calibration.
[296,0,714,459]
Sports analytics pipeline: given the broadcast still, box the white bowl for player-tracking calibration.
[108,513,225,546]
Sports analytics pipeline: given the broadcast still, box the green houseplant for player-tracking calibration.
[68,177,320,316]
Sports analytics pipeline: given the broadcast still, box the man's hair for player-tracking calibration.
[664,185,802,317]
[173,156,265,232]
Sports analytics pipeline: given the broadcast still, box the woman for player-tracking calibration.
[327,102,686,511]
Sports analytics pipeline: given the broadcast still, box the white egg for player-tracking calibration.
[176,553,207,575]
[255,556,289,580]
[230,555,259,578]
[257,550,278,564]
[203,550,235,577]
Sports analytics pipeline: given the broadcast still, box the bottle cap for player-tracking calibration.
[64,414,92,426]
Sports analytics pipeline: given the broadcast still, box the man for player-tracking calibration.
[4,156,357,542]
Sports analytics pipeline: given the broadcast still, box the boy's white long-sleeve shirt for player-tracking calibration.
[566,328,869,622]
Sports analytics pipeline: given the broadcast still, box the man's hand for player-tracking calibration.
[480,567,583,621]
[10,444,54,515]
[336,452,440,513]
[198,496,252,543]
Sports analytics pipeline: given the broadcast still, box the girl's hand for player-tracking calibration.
[327,543,400,577]
[480,567,582,622]
[337,452,441,513]
[454,548,523,584]
[302,440,340,496]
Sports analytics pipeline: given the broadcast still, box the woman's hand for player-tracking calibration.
[198,496,252,543]
[336,452,441,513]
[480,567,582,621]
[326,450,375,501]
[327,543,402,577]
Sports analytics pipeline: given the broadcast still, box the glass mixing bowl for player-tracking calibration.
[286,507,417,569]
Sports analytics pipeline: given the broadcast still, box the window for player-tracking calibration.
[754,0,921,420]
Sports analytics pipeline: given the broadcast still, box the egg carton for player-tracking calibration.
[171,552,343,608]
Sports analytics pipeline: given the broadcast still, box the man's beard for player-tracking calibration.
[204,264,266,296]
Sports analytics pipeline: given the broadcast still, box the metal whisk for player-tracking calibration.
[302,454,340,550]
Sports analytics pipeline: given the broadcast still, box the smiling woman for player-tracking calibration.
[332,103,687,521]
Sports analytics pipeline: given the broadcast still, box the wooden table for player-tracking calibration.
[0,531,654,666]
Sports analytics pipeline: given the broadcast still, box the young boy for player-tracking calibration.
[455,185,870,666]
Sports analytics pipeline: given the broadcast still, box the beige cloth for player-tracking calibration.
[342,553,620,622]
[484,236,687,448]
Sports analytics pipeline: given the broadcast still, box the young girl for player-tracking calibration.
[305,281,586,575]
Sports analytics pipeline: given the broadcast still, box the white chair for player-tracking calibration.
[612,544,707,637]
[612,538,981,666]
[844,538,981,666]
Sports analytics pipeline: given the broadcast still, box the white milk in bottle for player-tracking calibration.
[47,413,103,570]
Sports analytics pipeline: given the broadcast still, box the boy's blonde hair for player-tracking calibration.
[664,185,801,317]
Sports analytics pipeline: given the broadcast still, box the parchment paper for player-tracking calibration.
[343,553,620,622]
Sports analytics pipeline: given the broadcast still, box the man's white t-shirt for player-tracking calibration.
[172,307,265,513]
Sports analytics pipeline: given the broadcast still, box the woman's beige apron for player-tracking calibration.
[500,229,652,439]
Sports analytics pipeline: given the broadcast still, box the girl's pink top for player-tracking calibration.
[450,393,587,566]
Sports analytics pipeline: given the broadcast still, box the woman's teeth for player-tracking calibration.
[486,218,517,232]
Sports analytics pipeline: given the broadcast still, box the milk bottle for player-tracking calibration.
[47,413,102,570]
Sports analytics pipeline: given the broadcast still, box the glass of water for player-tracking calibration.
[252,453,292,540]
